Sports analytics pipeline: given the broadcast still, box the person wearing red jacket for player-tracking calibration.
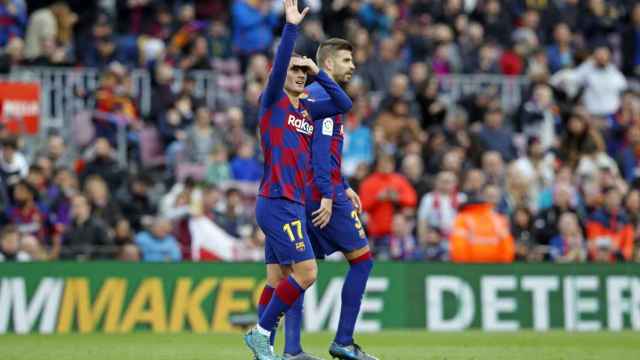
[359,155,417,242]
[586,186,634,262]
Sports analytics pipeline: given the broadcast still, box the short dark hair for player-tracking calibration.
[316,38,353,67]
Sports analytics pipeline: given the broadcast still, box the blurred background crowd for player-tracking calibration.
[1,0,640,264]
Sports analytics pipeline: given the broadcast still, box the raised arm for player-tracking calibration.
[261,0,309,108]
[305,70,353,119]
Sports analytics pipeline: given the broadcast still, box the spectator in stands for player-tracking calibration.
[498,164,536,215]
[0,137,28,186]
[135,216,182,262]
[208,19,232,59]
[45,167,77,235]
[481,151,505,187]
[461,168,486,193]
[382,213,417,261]
[0,0,26,47]
[342,98,374,177]
[24,1,67,60]
[184,105,223,164]
[39,133,74,169]
[477,107,517,162]
[113,218,134,246]
[586,186,634,262]
[230,140,262,182]
[179,35,211,70]
[550,212,587,263]
[558,109,605,169]
[118,174,155,232]
[416,76,447,130]
[61,194,113,260]
[205,145,231,186]
[360,155,417,241]
[0,37,24,73]
[245,53,269,87]
[573,44,627,117]
[242,81,262,132]
[517,84,559,150]
[547,22,574,73]
[622,3,640,78]
[231,0,278,67]
[616,125,640,183]
[402,153,430,201]
[0,225,30,262]
[450,191,515,263]
[80,138,124,192]
[417,171,464,242]
[357,37,404,92]
[84,175,122,227]
[413,225,448,262]
[215,187,251,239]
[511,207,536,261]
[7,180,49,241]
[117,243,141,261]
[358,0,395,37]
[225,107,252,152]
[534,183,579,247]
[513,137,556,201]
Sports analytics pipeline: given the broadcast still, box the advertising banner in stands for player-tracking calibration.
[0,262,639,334]
[0,82,40,135]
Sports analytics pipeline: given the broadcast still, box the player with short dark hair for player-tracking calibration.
[244,1,353,359]
[279,38,379,360]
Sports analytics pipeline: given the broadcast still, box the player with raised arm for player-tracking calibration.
[281,39,379,360]
[244,1,352,359]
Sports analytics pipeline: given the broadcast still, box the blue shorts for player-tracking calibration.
[256,196,316,265]
[305,192,369,258]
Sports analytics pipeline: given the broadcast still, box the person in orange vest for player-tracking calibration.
[359,154,417,243]
[449,191,515,263]
[586,186,634,262]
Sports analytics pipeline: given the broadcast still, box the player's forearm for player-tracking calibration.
[314,70,353,113]
[262,23,298,107]
[312,122,334,198]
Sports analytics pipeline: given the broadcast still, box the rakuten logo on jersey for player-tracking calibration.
[287,115,314,135]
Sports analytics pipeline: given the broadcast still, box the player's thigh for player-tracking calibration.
[256,197,315,265]
[325,197,370,255]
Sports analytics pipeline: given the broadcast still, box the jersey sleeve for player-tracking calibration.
[261,23,298,108]
[305,70,352,119]
[342,176,350,190]
[312,117,334,199]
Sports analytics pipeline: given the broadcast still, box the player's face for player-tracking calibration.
[284,59,308,95]
[330,50,355,86]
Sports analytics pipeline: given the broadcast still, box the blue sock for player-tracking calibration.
[257,285,277,346]
[335,252,373,346]
[259,276,304,333]
[284,294,304,355]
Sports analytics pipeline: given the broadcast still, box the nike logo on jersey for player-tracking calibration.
[287,114,314,135]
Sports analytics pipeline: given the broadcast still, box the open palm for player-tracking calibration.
[284,0,309,25]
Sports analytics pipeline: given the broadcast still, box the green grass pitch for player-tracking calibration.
[1,331,639,360]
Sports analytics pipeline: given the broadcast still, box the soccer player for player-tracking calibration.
[244,1,352,359]
[282,39,378,360]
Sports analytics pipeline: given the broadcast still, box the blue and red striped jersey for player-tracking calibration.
[258,23,352,205]
[305,81,351,202]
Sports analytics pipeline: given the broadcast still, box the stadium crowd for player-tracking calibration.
[1,0,640,263]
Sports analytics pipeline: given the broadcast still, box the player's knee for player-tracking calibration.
[293,261,317,289]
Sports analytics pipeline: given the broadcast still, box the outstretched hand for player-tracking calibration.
[284,0,309,25]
